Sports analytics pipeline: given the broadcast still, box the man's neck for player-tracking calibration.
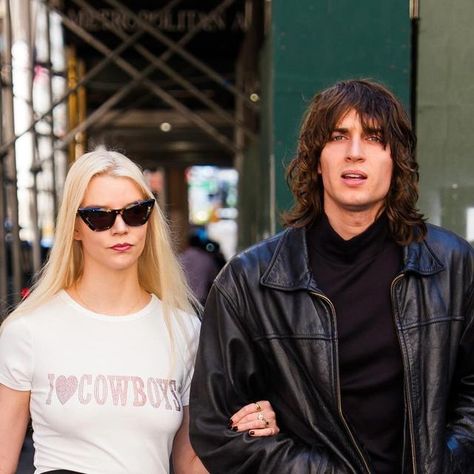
[324,207,383,240]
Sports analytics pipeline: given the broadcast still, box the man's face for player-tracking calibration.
[318,108,393,222]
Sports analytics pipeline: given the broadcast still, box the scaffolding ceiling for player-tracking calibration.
[54,0,257,167]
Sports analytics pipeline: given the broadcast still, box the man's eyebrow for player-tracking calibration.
[329,126,384,135]
[364,126,383,134]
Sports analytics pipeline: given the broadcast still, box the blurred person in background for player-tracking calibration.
[179,227,225,306]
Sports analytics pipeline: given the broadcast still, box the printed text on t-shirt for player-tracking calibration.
[46,373,182,410]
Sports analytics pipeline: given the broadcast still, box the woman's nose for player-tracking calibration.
[111,214,128,233]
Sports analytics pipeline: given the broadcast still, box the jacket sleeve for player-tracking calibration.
[446,279,474,473]
[189,275,351,474]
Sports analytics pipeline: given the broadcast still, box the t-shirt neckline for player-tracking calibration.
[58,289,158,322]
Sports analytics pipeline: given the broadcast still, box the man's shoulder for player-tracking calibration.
[229,229,288,270]
[424,223,473,257]
[419,224,474,275]
[215,228,295,286]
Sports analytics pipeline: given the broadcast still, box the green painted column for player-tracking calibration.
[267,0,412,231]
[416,1,474,244]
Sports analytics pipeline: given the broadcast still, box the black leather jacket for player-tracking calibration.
[189,224,474,474]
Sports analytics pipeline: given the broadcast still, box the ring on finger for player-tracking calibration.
[255,402,262,412]
[257,413,269,426]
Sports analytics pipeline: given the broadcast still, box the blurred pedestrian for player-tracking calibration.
[179,230,223,306]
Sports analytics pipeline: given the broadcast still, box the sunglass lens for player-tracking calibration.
[122,201,153,226]
[82,210,115,231]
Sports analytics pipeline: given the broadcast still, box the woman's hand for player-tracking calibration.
[229,400,280,437]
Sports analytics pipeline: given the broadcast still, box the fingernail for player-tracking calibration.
[249,430,255,436]
[232,426,238,432]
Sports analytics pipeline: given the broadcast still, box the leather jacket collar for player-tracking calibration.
[261,226,445,292]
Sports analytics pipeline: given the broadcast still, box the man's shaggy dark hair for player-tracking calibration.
[283,79,426,244]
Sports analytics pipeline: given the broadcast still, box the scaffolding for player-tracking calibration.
[0,0,67,314]
[0,0,261,315]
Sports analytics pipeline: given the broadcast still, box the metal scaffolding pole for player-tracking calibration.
[0,25,145,159]
[2,0,23,305]
[73,0,257,142]
[50,3,240,154]
[26,0,43,276]
[0,65,8,316]
[102,0,258,112]
[44,1,58,220]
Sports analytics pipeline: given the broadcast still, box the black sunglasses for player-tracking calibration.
[77,198,155,232]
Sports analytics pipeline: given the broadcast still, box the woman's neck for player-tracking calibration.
[68,267,150,316]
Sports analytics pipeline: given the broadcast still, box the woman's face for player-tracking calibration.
[74,175,149,276]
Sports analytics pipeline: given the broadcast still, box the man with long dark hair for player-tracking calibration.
[190,79,474,473]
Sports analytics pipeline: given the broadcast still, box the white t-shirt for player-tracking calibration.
[0,290,200,474]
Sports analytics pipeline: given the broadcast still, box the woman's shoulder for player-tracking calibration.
[174,306,201,338]
[151,295,200,326]
[3,291,68,328]
[151,296,200,348]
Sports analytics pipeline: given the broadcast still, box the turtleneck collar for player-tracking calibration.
[307,212,393,265]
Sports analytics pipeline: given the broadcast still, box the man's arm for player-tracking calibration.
[446,281,474,473]
[189,278,350,474]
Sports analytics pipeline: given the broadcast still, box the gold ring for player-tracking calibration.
[255,402,262,411]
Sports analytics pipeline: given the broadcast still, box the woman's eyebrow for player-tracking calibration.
[79,199,142,209]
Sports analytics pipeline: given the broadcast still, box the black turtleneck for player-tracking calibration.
[307,214,404,473]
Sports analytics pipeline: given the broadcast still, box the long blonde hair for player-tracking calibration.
[3,149,198,351]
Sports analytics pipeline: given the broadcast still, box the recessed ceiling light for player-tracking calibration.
[249,93,260,103]
[160,122,172,132]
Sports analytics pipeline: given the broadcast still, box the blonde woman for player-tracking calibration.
[0,150,278,474]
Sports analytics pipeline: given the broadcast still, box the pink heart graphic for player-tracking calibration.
[55,375,78,405]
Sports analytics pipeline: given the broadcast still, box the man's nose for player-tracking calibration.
[346,137,364,161]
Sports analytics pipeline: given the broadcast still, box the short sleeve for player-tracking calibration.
[0,317,33,391]
[179,314,201,407]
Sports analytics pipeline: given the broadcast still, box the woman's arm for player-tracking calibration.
[173,402,281,474]
[0,384,30,474]
[173,406,208,474]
